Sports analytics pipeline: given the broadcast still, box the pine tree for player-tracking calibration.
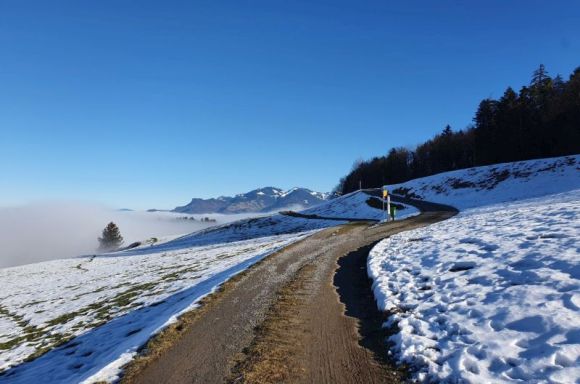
[98,222,124,251]
[442,124,453,136]
[531,64,549,87]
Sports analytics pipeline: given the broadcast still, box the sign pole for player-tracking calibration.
[382,194,385,220]
[382,188,388,222]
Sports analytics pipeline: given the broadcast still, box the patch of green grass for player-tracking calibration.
[73,286,107,300]
[158,265,205,283]
[0,304,28,328]
[0,336,25,350]
[159,271,181,282]
[46,312,80,327]
[22,333,73,362]
[21,300,46,308]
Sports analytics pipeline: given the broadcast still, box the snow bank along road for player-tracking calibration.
[123,196,457,384]
[370,156,579,383]
[369,190,580,383]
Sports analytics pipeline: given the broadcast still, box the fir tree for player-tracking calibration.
[442,124,453,136]
[98,222,124,251]
[531,64,549,87]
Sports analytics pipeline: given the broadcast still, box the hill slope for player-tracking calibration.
[385,155,579,209]
[369,189,580,383]
[370,155,580,382]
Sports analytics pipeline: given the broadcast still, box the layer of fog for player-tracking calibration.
[0,202,278,269]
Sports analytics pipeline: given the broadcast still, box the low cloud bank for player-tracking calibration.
[0,202,261,269]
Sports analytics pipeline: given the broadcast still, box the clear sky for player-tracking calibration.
[1,1,579,209]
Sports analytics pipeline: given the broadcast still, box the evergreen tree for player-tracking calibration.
[442,124,452,136]
[474,99,499,164]
[98,222,124,251]
[531,64,549,87]
[530,64,553,111]
[496,87,521,162]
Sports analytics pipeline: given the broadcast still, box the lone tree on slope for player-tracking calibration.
[98,222,124,251]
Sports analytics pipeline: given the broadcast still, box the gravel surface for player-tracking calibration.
[124,196,456,384]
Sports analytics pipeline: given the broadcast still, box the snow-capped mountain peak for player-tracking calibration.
[173,187,328,214]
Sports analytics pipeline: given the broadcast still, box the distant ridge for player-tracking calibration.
[173,187,330,214]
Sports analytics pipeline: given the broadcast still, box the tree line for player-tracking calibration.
[335,65,580,194]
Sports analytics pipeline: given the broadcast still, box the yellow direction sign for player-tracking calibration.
[382,189,388,198]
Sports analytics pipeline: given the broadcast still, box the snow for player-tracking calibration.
[141,213,349,251]
[368,190,580,383]
[0,231,311,383]
[279,187,300,198]
[384,155,579,209]
[302,191,419,221]
[309,190,329,200]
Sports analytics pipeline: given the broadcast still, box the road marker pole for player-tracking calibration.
[382,188,389,222]
[382,194,385,220]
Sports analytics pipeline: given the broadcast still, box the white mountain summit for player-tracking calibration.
[173,187,330,214]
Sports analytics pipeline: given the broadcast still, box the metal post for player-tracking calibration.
[382,194,385,221]
[382,187,388,222]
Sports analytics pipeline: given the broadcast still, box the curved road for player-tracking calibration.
[123,193,457,384]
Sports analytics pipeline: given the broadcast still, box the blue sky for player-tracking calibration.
[1,1,579,209]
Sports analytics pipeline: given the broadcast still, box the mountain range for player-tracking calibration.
[172,187,330,214]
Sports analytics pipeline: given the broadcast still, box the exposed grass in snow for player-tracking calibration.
[368,190,580,383]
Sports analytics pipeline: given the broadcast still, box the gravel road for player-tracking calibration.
[124,195,456,384]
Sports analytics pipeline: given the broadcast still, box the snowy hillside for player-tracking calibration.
[125,214,349,253]
[0,232,311,383]
[301,191,419,221]
[369,181,580,380]
[385,155,579,209]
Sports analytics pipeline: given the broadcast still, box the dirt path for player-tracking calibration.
[124,197,456,384]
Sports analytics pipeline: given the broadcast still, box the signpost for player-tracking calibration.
[382,187,390,222]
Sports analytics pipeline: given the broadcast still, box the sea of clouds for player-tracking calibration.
[0,202,264,268]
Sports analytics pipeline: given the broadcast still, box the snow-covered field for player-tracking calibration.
[146,212,349,251]
[369,189,580,383]
[385,155,579,209]
[0,231,313,383]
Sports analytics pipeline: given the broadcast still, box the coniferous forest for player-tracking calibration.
[336,65,580,194]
